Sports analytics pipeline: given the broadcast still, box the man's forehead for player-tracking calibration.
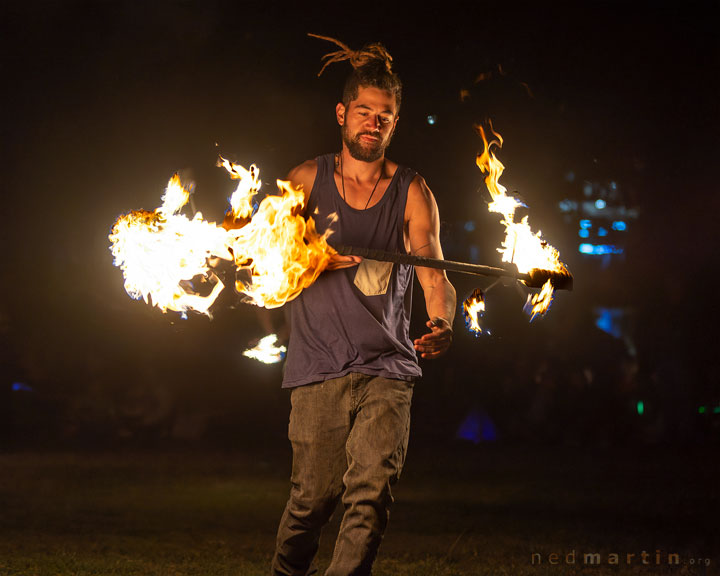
[349,86,398,114]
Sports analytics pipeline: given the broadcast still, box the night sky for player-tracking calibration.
[2,2,718,445]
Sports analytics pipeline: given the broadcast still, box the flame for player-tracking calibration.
[243,333,286,364]
[221,168,336,309]
[463,288,485,335]
[219,156,261,223]
[108,175,232,316]
[475,124,568,318]
[109,161,335,316]
[524,280,554,321]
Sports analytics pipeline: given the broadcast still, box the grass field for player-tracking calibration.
[0,442,716,576]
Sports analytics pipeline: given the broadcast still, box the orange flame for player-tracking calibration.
[223,173,336,309]
[475,124,568,318]
[109,162,335,315]
[463,288,486,335]
[219,156,261,224]
[524,280,554,321]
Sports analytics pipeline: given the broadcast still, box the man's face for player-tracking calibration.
[337,86,399,162]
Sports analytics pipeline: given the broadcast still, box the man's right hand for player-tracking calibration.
[325,254,362,270]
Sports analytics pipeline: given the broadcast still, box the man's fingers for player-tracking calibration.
[414,330,453,345]
[327,261,360,270]
[414,338,451,351]
[326,254,362,270]
[414,327,452,359]
[421,351,444,359]
[414,337,450,348]
[414,318,453,359]
[417,344,451,359]
[421,342,450,352]
[414,343,451,353]
[415,330,452,340]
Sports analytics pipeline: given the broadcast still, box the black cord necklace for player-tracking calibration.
[340,152,385,210]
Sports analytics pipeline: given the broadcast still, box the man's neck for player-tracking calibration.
[339,148,385,183]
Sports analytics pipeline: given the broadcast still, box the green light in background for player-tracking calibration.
[714,406,720,414]
[698,406,706,414]
[636,401,644,416]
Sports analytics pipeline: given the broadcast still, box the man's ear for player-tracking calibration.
[389,115,399,138]
[336,102,346,126]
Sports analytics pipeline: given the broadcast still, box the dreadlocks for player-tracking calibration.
[308,33,403,112]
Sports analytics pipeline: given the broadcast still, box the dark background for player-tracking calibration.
[2,1,718,450]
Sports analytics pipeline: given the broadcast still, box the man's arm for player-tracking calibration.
[286,159,360,271]
[406,176,457,359]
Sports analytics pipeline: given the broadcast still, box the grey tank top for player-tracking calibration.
[282,153,421,388]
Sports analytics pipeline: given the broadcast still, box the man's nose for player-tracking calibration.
[366,115,381,131]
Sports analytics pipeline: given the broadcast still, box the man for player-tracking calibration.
[272,49,456,576]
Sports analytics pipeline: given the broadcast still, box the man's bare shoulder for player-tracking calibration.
[286,159,318,194]
[406,173,437,221]
[408,173,431,197]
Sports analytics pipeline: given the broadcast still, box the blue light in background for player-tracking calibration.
[612,220,627,231]
[579,243,624,255]
[598,227,608,237]
[579,219,592,229]
[464,220,476,232]
[456,409,498,444]
[594,307,625,339]
[559,199,577,212]
[12,382,33,392]
[595,198,606,209]
[426,114,437,125]
[578,229,590,238]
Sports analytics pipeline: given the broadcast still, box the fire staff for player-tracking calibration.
[271,37,456,576]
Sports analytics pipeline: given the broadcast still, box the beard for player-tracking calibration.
[342,125,393,162]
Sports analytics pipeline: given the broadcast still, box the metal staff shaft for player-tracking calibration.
[335,245,573,290]
[336,245,529,280]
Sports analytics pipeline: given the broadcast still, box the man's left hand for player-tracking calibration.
[413,317,453,359]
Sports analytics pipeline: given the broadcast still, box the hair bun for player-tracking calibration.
[308,34,393,77]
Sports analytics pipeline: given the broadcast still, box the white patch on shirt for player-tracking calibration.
[353,259,394,296]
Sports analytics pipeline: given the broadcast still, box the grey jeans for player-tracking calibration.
[271,372,414,576]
